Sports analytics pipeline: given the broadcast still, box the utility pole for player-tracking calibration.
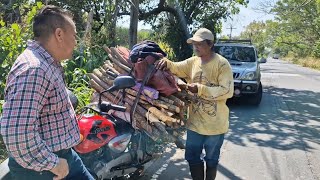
[227,25,236,39]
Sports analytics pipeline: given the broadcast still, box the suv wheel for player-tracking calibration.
[249,82,262,106]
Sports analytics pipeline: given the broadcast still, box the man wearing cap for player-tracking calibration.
[156,28,234,180]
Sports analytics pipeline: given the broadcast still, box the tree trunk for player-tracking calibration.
[129,0,139,49]
[110,0,120,46]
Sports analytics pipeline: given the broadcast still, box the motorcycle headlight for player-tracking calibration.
[241,72,256,80]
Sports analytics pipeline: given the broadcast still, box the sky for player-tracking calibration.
[220,0,276,37]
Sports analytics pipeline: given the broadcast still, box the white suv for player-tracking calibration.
[214,39,266,105]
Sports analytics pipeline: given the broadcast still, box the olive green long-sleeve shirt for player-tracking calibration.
[166,53,234,135]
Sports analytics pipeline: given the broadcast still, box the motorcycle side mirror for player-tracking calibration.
[98,76,136,110]
[108,76,136,92]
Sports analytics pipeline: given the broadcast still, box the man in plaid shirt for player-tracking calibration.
[1,5,94,180]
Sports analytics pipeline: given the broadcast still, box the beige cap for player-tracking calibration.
[187,28,214,44]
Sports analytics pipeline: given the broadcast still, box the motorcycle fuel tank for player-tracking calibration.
[74,114,117,154]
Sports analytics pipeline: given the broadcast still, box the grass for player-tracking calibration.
[283,56,320,70]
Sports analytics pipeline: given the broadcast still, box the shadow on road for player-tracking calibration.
[138,144,190,180]
[140,143,242,180]
[227,85,320,151]
[218,164,243,180]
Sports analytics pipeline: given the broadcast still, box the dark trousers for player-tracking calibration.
[8,149,94,180]
[185,130,225,168]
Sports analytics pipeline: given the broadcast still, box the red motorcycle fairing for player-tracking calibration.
[74,114,117,154]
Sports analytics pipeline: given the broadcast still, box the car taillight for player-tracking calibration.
[108,133,132,153]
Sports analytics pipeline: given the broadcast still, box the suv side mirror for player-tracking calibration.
[259,58,267,63]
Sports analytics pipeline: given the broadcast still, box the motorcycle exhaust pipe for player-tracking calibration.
[94,150,144,179]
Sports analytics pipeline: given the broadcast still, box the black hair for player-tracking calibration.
[33,5,73,40]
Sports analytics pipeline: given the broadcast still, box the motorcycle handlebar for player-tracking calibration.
[110,104,127,112]
[100,102,127,113]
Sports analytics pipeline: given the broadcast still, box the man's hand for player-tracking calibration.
[187,83,198,93]
[155,59,168,70]
[50,158,69,180]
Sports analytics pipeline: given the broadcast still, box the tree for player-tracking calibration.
[239,21,268,56]
[119,0,248,60]
[270,0,320,57]
[242,0,320,58]
[49,0,121,47]
[129,0,139,48]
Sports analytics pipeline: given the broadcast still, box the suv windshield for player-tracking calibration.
[214,46,256,62]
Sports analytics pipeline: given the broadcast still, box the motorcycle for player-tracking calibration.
[69,76,184,180]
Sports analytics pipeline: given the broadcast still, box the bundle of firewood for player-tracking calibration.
[87,45,196,141]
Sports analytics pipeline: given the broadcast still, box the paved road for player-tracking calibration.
[139,59,320,180]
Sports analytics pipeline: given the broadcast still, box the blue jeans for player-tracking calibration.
[8,149,95,180]
[185,130,225,168]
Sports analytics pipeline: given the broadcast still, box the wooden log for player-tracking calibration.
[104,46,132,68]
[102,63,120,76]
[90,79,160,138]
[89,73,179,127]
[89,79,118,104]
[99,67,117,79]
[131,84,159,100]
[134,114,152,134]
[151,99,180,113]
[92,70,164,111]
[116,46,132,67]
[174,91,197,102]
[159,96,175,106]
[91,71,161,111]
[125,88,149,102]
[126,93,149,105]
[145,105,178,126]
[107,53,131,72]
[124,104,163,141]
[93,69,114,86]
[112,62,128,75]
[110,47,133,68]
[167,94,185,107]
[124,96,177,127]
[148,125,162,141]
[144,112,172,136]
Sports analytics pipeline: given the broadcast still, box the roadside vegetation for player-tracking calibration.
[238,0,320,69]
[284,56,320,70]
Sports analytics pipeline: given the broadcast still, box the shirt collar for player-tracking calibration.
[27,40,62,68]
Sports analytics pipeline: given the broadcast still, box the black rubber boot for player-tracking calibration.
[189,163,204,180]
[205,165,217,180]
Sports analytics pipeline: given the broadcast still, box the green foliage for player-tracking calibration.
[245,0,320,58]
[239,21,268,56]
[0,100,3,114]
[0,2,102,109]
[63,45,106,110]
[67,68,94,111]
[0,2,43,99]
[157,41,176,60]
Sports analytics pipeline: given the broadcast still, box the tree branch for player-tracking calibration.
[138,0,177,20]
